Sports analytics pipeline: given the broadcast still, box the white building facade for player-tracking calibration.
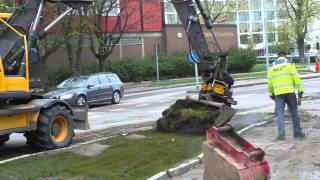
[163,0,288,55]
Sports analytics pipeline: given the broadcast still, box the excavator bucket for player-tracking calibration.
[156,96,236,134]
[187,97,236,127]
[72,105,90,130]
[203,125,270,180]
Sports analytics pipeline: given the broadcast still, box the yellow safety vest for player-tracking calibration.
[268,58,303,96]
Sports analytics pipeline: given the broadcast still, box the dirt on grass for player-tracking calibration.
[242,109,320,179]
[72,143,110,157]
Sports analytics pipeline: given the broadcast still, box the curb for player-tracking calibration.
[186,74,320,94]
[147,114,275,180]
[127,74,320,95]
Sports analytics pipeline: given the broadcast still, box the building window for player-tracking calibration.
[265,0,274,9]
[268,33,275,42]
[251,0,261,10]
[103,0,120,16]
[120,37,142,45]
[277,10,287,19]
[267,22,275,31]
[266,10,274,20]
[252,34,263,44]
[239,12,249,22]
[238,0,249,10]
[252,11,261,21]
[240,34,250,44]
[164,1,180,24]
[277,21,286,28]
[277,1,285,9]
[239,23,249,33]
[252,22,263,32]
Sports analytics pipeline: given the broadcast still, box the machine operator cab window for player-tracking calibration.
[0,14,30,104]
[3,38,26,76]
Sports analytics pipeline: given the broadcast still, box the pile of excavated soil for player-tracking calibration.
[156,97,235,135]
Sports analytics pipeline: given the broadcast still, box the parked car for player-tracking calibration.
[44,73,124,106]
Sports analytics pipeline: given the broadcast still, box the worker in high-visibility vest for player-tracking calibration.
[268,51,305,140]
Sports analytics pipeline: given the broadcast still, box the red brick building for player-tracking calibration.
[46,0,238,65]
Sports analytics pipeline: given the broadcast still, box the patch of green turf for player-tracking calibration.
[0,131,204,180]
[180,109,207,122]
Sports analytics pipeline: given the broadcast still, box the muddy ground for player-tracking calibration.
[242,96,320,180]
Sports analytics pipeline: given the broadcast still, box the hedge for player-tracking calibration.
[47,49,257,86]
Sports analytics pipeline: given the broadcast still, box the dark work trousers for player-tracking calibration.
[275,93,302,138]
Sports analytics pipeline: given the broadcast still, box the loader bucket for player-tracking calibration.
[203,125,270,180]
[71,105,90,130]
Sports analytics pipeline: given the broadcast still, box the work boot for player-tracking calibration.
[294,132,306,139]
[275,136,285,141]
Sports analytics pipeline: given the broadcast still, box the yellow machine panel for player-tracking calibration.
[0,112,39,131]
[0,114,28,130]
[0,13,12,19]
[2,77,29,91]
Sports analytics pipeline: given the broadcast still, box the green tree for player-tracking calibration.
[89,0,139,72]
[281,0,320,62]
[203,0,236,23]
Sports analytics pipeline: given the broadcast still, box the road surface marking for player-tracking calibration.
[137,103,150,107]
[159,99,171,103]
[235,94,255,98]
[109,108,124,112]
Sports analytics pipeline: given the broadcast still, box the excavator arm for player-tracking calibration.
[170,0,236,106]
[0,0,94,91]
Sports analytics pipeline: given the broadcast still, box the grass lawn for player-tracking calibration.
[0,131,204,180]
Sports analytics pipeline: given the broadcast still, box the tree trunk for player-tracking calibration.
[66,42,75,68]
[297,37,305,64]
[75,33,83,75]
[99,58,106,72]
[41,59,49,92]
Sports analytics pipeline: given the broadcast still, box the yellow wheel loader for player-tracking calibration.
[0,0,93,149]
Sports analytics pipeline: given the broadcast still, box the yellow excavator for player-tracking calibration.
[0,0,236,150]
[0,0,94,149]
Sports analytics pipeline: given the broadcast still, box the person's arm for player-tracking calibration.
[290,63,303,93]
[268,71,274,97]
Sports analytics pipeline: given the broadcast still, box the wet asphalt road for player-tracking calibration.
[88,78,320,130]
[1,78,319,154]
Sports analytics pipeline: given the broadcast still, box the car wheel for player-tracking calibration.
[111,91,121,104]
[77,95,87,106]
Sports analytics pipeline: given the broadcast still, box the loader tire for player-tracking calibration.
[0,134,10,146]
[25,105,74,150]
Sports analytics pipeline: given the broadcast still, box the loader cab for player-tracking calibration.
[0,14,31,103]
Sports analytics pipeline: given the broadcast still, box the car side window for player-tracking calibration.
[98,74,110,85]
[108,74,121,83]
[88,76,100,86]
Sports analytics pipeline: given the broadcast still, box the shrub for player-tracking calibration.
[227,48,257,73]
[47,65,73,87]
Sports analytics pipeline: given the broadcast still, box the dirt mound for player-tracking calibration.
[156,97,236,135]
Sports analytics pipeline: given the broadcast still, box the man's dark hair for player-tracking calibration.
[278,51,287,57]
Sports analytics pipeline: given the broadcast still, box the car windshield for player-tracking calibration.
[57,77,88,89]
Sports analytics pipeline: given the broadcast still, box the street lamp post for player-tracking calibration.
[262,0,270,72]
